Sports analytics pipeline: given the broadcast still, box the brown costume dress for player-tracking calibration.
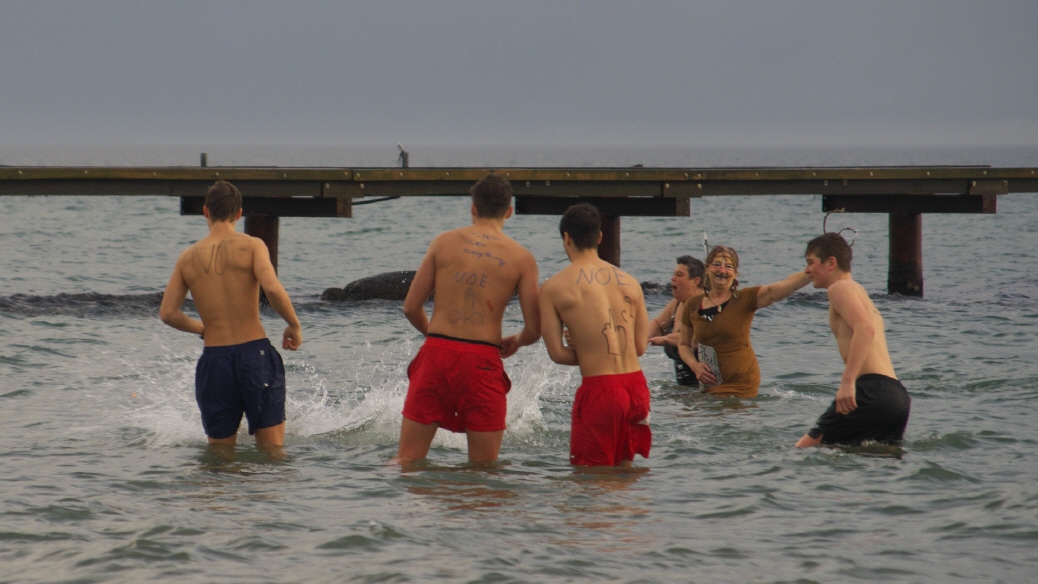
[680,286,762,398]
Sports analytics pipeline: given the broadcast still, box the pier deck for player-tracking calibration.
[3,164,1036,295]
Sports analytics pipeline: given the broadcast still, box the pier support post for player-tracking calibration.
[888,213,922,296]
[245,215,280,274]
[598,213,621,267]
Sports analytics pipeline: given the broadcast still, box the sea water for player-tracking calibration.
[1,145,1037,582]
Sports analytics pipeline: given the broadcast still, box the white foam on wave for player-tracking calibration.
[109,333,574,452]
[286,338,576,452]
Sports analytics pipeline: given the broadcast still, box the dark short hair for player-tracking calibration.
[703,245,740,294]
[204,180,242,222]
[559,203,601,250]
[470,173,512,218]
[806,232,852,271]
[676,255,705,281]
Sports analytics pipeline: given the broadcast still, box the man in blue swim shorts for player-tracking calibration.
[160,181,302,450]
[796,233,910,447]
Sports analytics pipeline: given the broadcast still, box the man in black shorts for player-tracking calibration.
[160,181,302,452]
[796,233,910,447]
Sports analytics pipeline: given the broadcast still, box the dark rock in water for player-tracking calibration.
[323,271,417,301]
[640,281,668,295]
[320,287,347,301]
[0,292,169,317]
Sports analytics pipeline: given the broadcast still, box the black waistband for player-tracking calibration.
[428,333,501,349]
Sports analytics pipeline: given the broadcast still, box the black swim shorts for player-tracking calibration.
[195,338,286,439]
[808,373,911,445]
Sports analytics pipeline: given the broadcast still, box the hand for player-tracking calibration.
[835,381,857,414]
[282,325,302,351]
[500,334,519,358]
[648,336,667,346]
[694,362,718,386]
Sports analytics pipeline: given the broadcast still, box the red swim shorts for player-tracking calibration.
[570,370,652,466]
[402,335,511,433]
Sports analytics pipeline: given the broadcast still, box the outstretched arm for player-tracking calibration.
[501,255,541,358]
[539,284,577,366]
[648,300,678,346]
[159,256,204,337]
[756,271,812,309]
[253,239,302,350]
[829,282,875,414]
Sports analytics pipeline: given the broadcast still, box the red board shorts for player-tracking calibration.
[570,370,652,467]
[402,334,511,433]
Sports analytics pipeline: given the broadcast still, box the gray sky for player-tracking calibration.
[2,0,1035,148]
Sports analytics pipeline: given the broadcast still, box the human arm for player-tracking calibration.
[539,283,578,366]
[828,282,875,414]
[647,300,677,346]
[253,239,302,350]
[158,259,205,337]
[795,434,823,448]
[756,271,813,309]
[402,244,437,336]
[676,299,717,385]
[501,255,541,358]
[633,292,649,357]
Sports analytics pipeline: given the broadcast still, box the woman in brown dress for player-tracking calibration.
[677,246,811,398]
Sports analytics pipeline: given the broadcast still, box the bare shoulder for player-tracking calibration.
[427,228,464,252]
[614,267,643,300]
[541,265,573,295]
[827,278,868,309]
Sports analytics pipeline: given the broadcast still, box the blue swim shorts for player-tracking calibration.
[194,338,286,439]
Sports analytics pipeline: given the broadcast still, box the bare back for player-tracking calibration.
[177,232,268,346]
[422,226,536,344]
[542,258,648,377]
[828,279,897,378]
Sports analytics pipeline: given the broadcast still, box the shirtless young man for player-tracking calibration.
[540,203,651,467]
[395,173,540,465]
[648,255,705,387]
[796,232,910,447]
[159,181,302,449]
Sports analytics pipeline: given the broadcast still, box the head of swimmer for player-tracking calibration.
[558,202,603,257]
[672,255,705,301]
[804,232,852,288]
[203,180,243,225]
[470,173,514,221]
[703,246,740,294]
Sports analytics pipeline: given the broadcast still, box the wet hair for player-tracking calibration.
[703,245,740,295]
[470,173,513,218]
[204,180,242,222]
[676,255,706,284]
[806,232,853,272]
[559,203,601,250]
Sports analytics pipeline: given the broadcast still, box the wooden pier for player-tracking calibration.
[2,164,1037,296]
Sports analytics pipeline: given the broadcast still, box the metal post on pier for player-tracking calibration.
[888,213,923,296]
[599,213,621,267]
[245,215,280,274]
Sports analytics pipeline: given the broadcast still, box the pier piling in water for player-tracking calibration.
[888,213,923,296]
[244,215,279,273]
[3,165,1036,297]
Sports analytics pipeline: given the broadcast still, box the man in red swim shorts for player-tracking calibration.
[395,173,541,465]
[540,203,651,467]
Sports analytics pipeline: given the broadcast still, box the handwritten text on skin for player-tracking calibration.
[453,271,489,288]
[463,233,507,266]
[576,267,630,286]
